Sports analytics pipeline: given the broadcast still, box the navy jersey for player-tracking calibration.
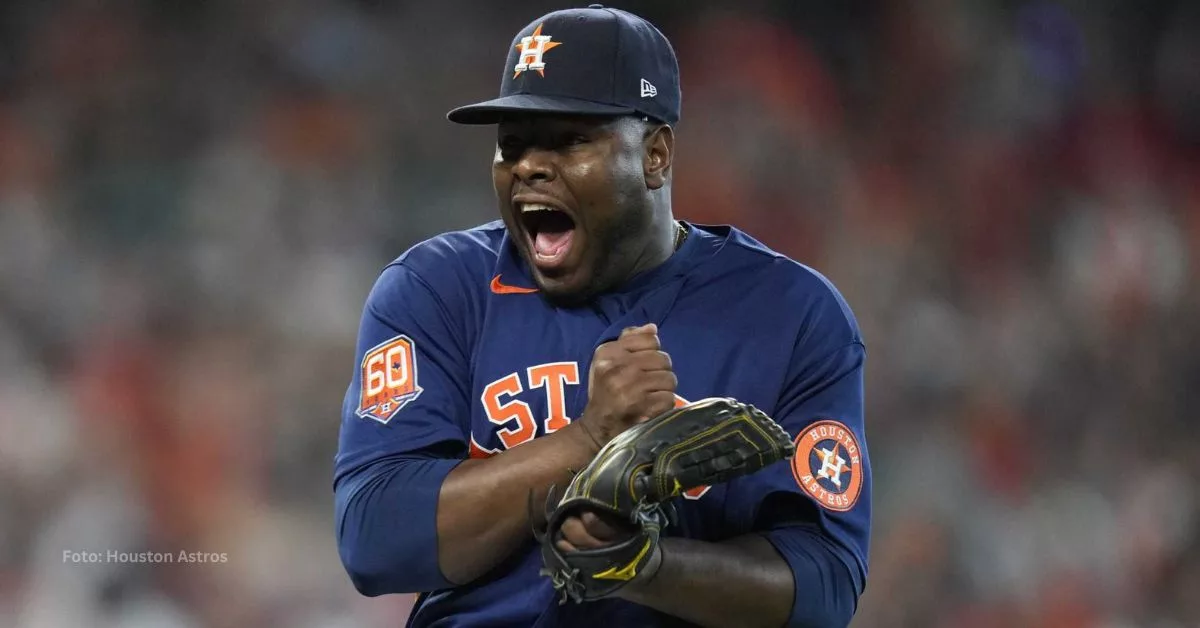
[335,221,870,627]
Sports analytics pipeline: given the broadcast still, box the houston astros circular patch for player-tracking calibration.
[791,420,863,512]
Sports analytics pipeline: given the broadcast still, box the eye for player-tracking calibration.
[497,137,525,161]
[553,131,591,150]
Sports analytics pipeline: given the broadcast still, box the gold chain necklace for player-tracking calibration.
[673,221,687,251]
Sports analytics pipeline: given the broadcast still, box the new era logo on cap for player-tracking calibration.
[640,78,657,98]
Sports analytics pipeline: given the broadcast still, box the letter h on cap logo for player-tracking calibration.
[513,23,562,78]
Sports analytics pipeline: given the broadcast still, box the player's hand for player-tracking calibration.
[555,509,637,552]
[553,508,664,590]
[578,323,677,445]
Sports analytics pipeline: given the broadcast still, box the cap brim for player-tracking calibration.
[447,93,636,125]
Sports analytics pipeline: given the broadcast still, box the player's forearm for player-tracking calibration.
[618,530,860,628]
[436,422,597,585]
[614,535,794,628]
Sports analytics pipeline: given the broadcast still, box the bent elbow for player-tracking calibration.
[336,489,427,596]
[339,539,404,597]
[334,457,458,596]
[795,605,854,628]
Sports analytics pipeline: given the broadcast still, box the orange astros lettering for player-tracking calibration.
[482,373,537,449]
[528,362,579,433]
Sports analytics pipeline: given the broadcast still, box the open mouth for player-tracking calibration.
[519,203,577,270]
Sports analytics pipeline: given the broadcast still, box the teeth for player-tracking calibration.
[520,203,557,213]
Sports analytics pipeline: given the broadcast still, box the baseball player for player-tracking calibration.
[335,5,870,627]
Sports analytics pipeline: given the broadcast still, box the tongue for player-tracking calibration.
[534,230,572,257]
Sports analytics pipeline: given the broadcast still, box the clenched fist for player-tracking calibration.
[577,323,677,446]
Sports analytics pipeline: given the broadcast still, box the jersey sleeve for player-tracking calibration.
[335,261,472,475]
[721,270,871,625]
[334,261,474,595]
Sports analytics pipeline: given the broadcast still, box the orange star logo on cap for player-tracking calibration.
[513,23,562,78]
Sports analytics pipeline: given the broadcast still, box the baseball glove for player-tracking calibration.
[537,397,796,603]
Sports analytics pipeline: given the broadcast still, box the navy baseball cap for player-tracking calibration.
[447,4,680,126]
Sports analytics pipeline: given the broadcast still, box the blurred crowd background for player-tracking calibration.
[1,0,1197,626]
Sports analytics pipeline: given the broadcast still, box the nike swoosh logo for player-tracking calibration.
[490,275,538,294]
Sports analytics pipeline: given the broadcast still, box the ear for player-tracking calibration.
[643,124,674,190]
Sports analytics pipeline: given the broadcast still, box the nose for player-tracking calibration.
[512,147,556,184]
